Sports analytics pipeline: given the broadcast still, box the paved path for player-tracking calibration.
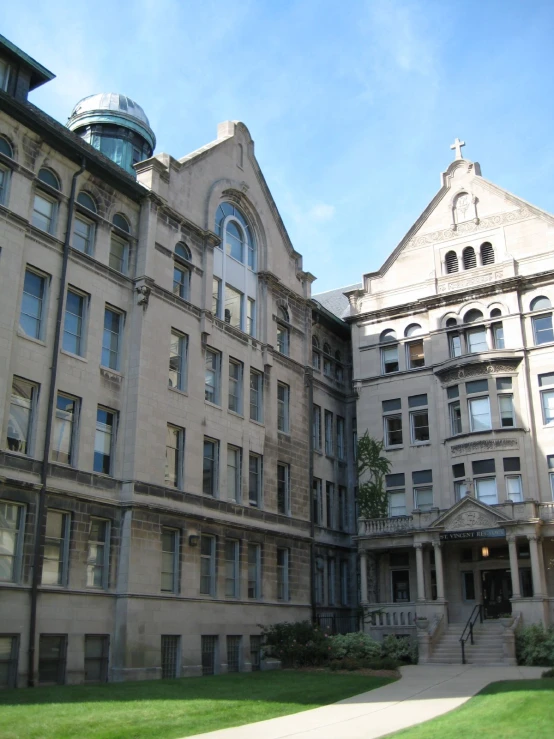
[185,664,544,739]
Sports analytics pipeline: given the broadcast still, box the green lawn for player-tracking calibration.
[0,671,393,739]
[385,679,554,739]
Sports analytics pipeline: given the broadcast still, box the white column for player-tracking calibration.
[360,552,368,603]
[415,544,425,602]
[507,535,521,598]
[528,534,544,597]
[433,541,445,601]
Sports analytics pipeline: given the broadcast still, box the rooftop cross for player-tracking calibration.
[450,137,466,160]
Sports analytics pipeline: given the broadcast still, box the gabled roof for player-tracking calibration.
[0,33,54,91]
[313,283,362,320]
[430,495,511,532]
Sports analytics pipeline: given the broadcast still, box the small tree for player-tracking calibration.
[357,432,391,518]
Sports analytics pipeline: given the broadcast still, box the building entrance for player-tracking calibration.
[482,570,512,619]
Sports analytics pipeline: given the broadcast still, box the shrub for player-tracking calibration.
[381,635,418,664]
[327,632,381,661]
[516,624,554,666]
[260,621,331,667]
[542,667,554,678]
[361,656,399,670]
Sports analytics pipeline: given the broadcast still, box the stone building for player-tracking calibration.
[0,34,357,688]
[347,139,554,663]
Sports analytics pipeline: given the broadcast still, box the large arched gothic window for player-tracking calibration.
[215,202,256,270]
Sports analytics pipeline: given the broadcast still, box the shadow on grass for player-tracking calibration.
[478,679,554,696]
[0,671,394,708]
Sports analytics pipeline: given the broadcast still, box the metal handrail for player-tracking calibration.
[459,604,483,664]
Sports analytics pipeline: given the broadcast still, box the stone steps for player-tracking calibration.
[428,622,508,665]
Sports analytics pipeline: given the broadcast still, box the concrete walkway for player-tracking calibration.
[186,664,544,739]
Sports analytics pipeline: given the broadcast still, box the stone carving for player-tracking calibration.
[136,284,151,308]
[447,508,498,530]
[438,271,498,294]
[454,192,471,221]
[409,207,532,248]
[439,362,519,384]
[451,438,518,456]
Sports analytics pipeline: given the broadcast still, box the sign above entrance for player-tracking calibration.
[440,527,506,542]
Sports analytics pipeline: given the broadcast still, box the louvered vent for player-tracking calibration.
[463,247,477,270]
[445,251,459,273]
[481,242,494,265]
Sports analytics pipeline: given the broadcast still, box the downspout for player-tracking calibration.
[28,158,86,686]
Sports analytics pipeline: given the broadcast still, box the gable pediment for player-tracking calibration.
[431,496,511,532]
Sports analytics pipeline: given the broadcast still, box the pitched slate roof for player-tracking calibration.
[312,283,362,320]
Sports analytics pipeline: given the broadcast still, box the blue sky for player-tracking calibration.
[4,0,554,292]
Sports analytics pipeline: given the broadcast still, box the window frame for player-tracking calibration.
[52,392,80,466]
[38,634,67,685]
[228,358,243,415]
[73,212,95,256]
[224,539,240,598]
[63,287,87,357]
[247,542,261,599]
[161,527,180,593]
[413,485,433,512]
[277,382,290,434]
[101,306,124,372]
[7,377,38,456]
[406,339,425,369]
[0,502,26,583]
[410,408,430,444]
[381,343,399,374]
[277,462,291,515]
[169,330,188,392]
[312,404,322,451]
[20,267,48,341]
[165,424,185,489]
[32,189,58,235]
[86,518,111,590]
[202,437,219,497]
[505,474,523,503]
[475,475,498,505]
[94,406,117,476]
[204,347,221,405]
[449,400,462,436]
[173,263,191,301]
[468,395,492,432]
[227,444,242,503]
[109,233,130,275]
[276,322,290,356]
[324,410,333,456]
[532,313,554,346]
[276,547,290,601]
[42,510,71,586]
[498,393,515,427]
[248,452,262,507]
[336,416,346,460]
[200,534,216,596]
[249,369,263,423]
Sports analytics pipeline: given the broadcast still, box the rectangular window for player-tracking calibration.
[388,490,407,516]
[87,518,110,589]
[63,289,86,355]
[475,476,498,505]
[499,395,515,427]
[384,415,403,446]
[468,396,492,431]
[73,216,94,255]
[247,543,261,599]
[94,407,116,475]
[7,377,37,455]
[161,635,180,679]
[505,475,523,502]
[548,455,554,501]
[327,558,336,605]
[455,481,469,500]
[313,404,322,451]
[84,634,110,683]
[277,463,290,515]
[101,307,123,371]
[227,445,242,502]
[161,528,179,593]
[340,560,349,606]
[466,379,489,394]
[247,298,255,337]
[250,635,261,671]
[414,486,433,511]
[224,284,243,329]
[532,314,554,345]
[201,635,217,676]
[169,330,188,391]
[277,324,290,355]
[20,268,46,339]
[165,425,184,488]
[492,322,505,349]
[249,369,263,422]
[52,393,78,466]
[313,478,323,525]
[472,458,495,475]
[38,635,67,685]
[228,359,243,414]
[0,635,19,689]
[540,390,554,426]
[449,401,462,435]
[381,344,399,374]
[462,572,476,601]
[410,410,430,443]
[227,636,241,673]
[391,570,410,603]
[326,481,335,528]
[277,548,289,601]
[173,264,190,300]
[324,410,333,455]
[449,332,463,358]
[205,348,221,404]
[338,486,347,531]
[200,536,216,596]
[248,453,262,507]
[224,539,239,597]
[496,377,513,391]
[202,438,218,496]
[42,510,70,586]
[0,502,25,583]
[407,340,424,369]
[109,235,129,274]
[212,277,221,317]
[447,385,459,399]
[0,167,8,207]
[32,193,55,233]
[277,382,290,433]
[337,416,346,460]
[467,327,488,353]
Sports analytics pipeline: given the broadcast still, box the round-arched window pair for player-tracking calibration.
[215,202,256,269]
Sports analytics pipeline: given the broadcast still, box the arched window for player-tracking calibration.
[405,323,422,337]
[335,350,342,362]
[110,214,131,274]
[113,213,130,232]
[0,136,14,158]
[38,167,61,190]
[445,317,458,328]
[215,202,256,270]
[32,168,61,233]
[464,309,483,323]
[530,296,552,312]
[77,191,97,213]
[490,308,502,318]
[312,336,321,371]
[445,251,459,274]
[323,342,331,354]
[278,306,290,323]
[73,192,97,255]
[380,329,397,343]
[175,242,192,262]
[480,242,494,265]
[462,246,476,270]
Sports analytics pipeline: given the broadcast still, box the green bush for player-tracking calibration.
[381,634,418,664]
[361,656,399,670]
[260,621,331,667]
[327,632,381,661]
[516,624,554,666]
